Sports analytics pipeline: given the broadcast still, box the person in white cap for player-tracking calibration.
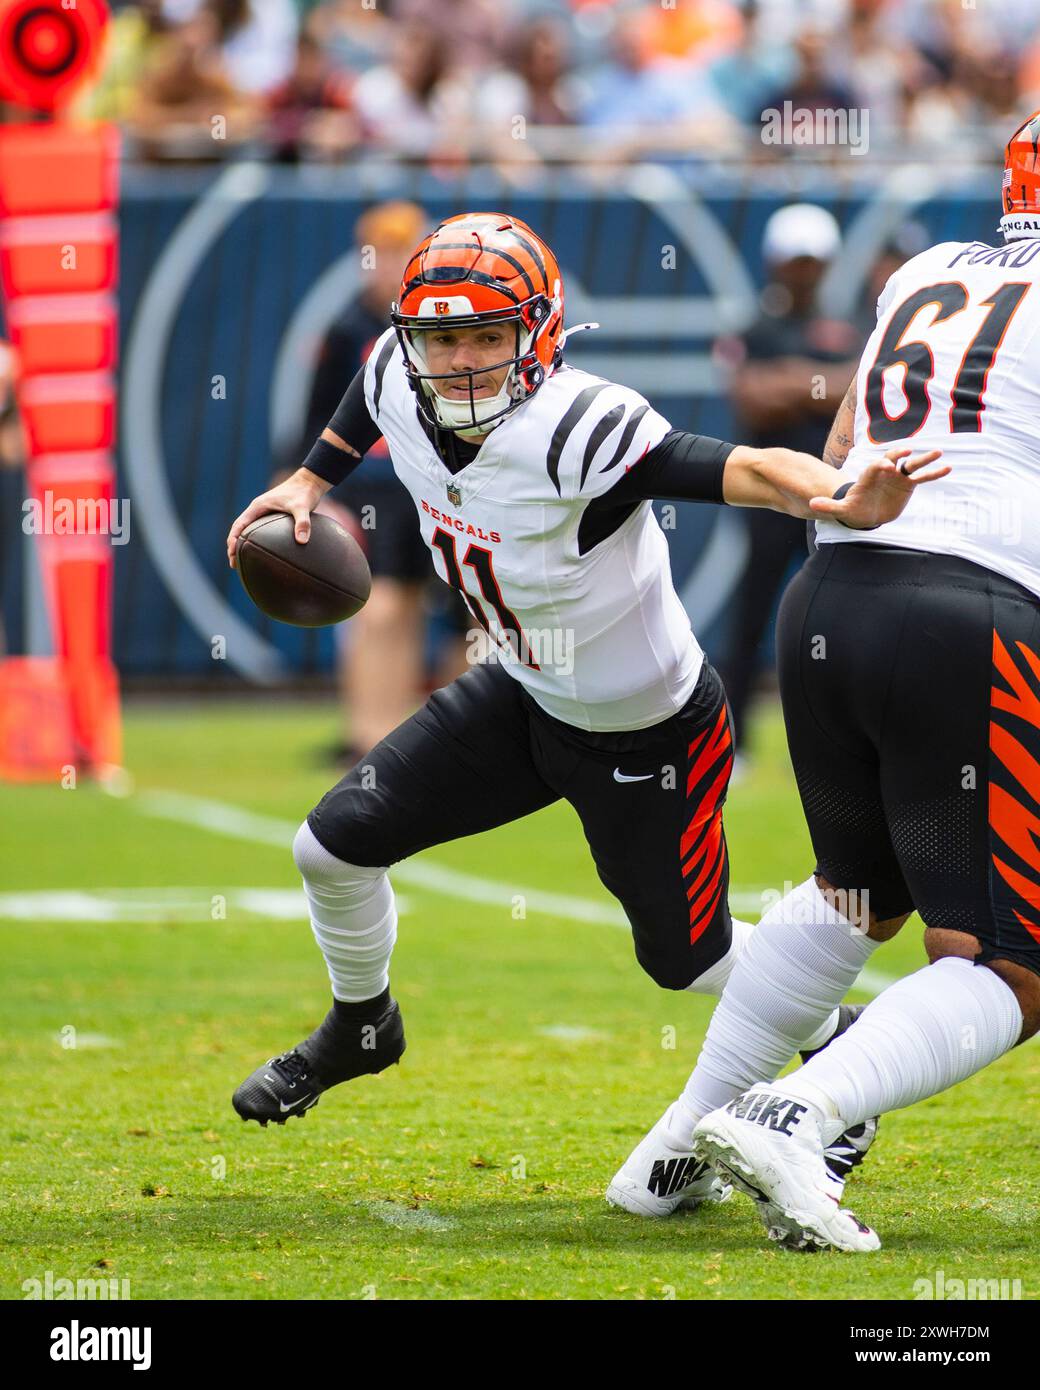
[714,203,861,772]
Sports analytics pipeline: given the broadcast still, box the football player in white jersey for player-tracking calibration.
[224,213,942,1209]
[615,112,1040,1252]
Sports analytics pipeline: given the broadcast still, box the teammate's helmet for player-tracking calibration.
[390,212,564,435]
[1001,110,1040,241]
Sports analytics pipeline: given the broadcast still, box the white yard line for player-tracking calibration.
[135,789,897,996]
[2,891,124,923]
[851,967,901,995]
[139,790,632,926]
[0,886,410,923]
[139,791,295,849]
[51,1031,119,1049]
[536,1025,607,1041]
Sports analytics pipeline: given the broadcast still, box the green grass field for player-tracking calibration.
[2,698,1037,1301]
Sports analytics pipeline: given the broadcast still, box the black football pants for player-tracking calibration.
[307,656,735,989]
[778,541,1040,977]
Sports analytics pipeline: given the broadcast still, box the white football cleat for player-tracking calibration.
[692,1087,880,1252]
[606,1103,732,1217]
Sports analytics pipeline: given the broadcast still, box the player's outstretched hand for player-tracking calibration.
[808,447,949,530]
[227,470,329,568]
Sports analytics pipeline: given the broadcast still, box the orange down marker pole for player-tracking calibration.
[0,0,122,782]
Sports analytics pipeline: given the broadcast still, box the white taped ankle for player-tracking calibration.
[785,957,1023,1133]
[292,821,398,1003]
[678,876,876,1122]
[685,917,754,996]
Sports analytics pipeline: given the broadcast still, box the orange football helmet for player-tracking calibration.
[1001,110,1040,240]
[390,212,564,434]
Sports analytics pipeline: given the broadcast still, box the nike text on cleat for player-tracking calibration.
[232,996,405,1126]
[692,1087,881,1252]
[606,1103,732,1217]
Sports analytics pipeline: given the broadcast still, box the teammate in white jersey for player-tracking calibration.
[224,213,941,1191]
[814,232,1040,597]
[615,112,1040,1252]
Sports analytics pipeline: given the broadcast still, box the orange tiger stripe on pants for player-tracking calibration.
[681,704,734,946]
[990,631,1040,945]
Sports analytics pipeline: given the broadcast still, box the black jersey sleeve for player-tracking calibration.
[575,430,735,555]
[302,368,382,486]
[612,429,735,504]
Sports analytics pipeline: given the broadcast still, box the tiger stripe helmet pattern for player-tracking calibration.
[390,211,564,434]
[1001,110,1040,242]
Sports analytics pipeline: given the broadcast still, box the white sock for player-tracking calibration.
[684,917,754,996]
[683,918,839,1057]
[292,821,397,1002]
[782,958,1023,1143]
[670,876,877,1143]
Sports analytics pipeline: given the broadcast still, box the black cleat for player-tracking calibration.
[799,1003,880,1189]
[799,1002,864,1065]
[232,996,405,1125]
[823,1116,879,1185]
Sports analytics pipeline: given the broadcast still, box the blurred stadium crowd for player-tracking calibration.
[26,0,1040,166]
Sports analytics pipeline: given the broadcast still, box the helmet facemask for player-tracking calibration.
[392,294,554,436]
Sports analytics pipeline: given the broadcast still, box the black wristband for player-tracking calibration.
[301,436,361,487]
[831,479,881,530]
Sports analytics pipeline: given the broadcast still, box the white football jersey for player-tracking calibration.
[363,327,701,732]
[816,236,1040,599]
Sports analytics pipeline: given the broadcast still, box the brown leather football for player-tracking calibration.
[237,512,371,627]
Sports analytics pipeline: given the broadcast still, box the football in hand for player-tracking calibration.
[237,512,371,627]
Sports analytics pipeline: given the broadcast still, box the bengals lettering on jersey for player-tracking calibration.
[361,326,698,732]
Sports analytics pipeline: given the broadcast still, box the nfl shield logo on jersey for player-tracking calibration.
[446,481,462,507]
